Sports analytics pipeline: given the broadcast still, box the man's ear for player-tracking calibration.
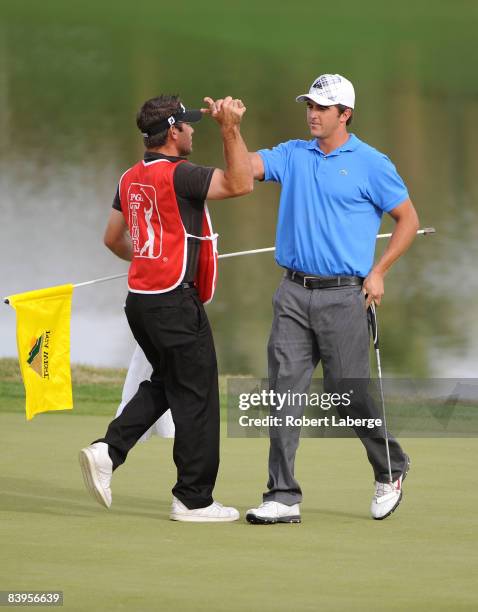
[340,108,352,124]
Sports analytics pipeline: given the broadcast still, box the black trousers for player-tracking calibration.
[96,288,220,509]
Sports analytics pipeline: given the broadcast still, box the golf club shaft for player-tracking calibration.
[374,346,393,484]
[368,302,393,484]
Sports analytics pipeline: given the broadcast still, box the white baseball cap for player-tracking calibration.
[296,74,355,109]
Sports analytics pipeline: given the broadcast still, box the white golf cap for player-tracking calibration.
[296,74,355,109]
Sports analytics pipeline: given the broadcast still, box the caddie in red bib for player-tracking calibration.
[79,94,252,522]
[119,158,218,303]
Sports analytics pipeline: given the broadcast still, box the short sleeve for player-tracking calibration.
[257,141,292,183]
[112,186,121,211]
[174,161,215,201]
[367,155,409,212]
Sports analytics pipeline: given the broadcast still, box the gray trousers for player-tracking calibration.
[264,276,408,505]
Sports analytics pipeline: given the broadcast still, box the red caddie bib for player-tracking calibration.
[119,158,218,303]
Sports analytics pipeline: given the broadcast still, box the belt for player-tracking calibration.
[286,269,363,290]
[169,281,196,293]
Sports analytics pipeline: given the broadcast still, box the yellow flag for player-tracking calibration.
[7,284,74,420]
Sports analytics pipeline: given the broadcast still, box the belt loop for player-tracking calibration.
[337,277,341,287]
[291,271,296,281]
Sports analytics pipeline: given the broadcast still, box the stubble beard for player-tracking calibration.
[178,142,192,157]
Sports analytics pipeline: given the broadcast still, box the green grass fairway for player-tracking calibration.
[1,411,477,611]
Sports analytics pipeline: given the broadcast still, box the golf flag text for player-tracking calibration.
[8,284,74,420]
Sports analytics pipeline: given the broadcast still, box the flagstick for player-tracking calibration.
[3,227,435,303]
[218,246,275,259]
[377,227,435,239]
[215,227,436,260]
[74,273,129,289]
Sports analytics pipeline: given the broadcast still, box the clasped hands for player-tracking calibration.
[201,96,246,127]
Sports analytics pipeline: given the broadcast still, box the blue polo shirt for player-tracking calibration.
[258,134,409,277]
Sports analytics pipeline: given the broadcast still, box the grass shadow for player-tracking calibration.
[0,476,170,520]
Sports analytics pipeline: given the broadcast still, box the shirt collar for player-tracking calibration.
[143,151,186,162]
[306,133,361,156]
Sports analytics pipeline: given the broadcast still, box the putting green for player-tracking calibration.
[1,411,477,611]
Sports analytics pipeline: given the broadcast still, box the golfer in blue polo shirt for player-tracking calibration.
[246,73,420,523]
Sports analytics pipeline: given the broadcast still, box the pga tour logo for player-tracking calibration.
[127,183,163,258]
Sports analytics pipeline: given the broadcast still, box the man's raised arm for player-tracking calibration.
[204,96,254,200]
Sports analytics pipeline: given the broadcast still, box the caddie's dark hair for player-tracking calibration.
[337,104,353,126]
[136,95,184,149]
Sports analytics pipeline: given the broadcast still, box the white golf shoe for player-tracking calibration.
[371,456,410,520]
[79,442,113,508]
[246,501,301,524]
[169,496,240,522]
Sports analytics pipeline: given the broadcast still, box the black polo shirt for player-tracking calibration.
[113,152,215,282]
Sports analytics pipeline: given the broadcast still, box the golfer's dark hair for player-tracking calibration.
[136,95,184,149]
[337,104,353,126]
